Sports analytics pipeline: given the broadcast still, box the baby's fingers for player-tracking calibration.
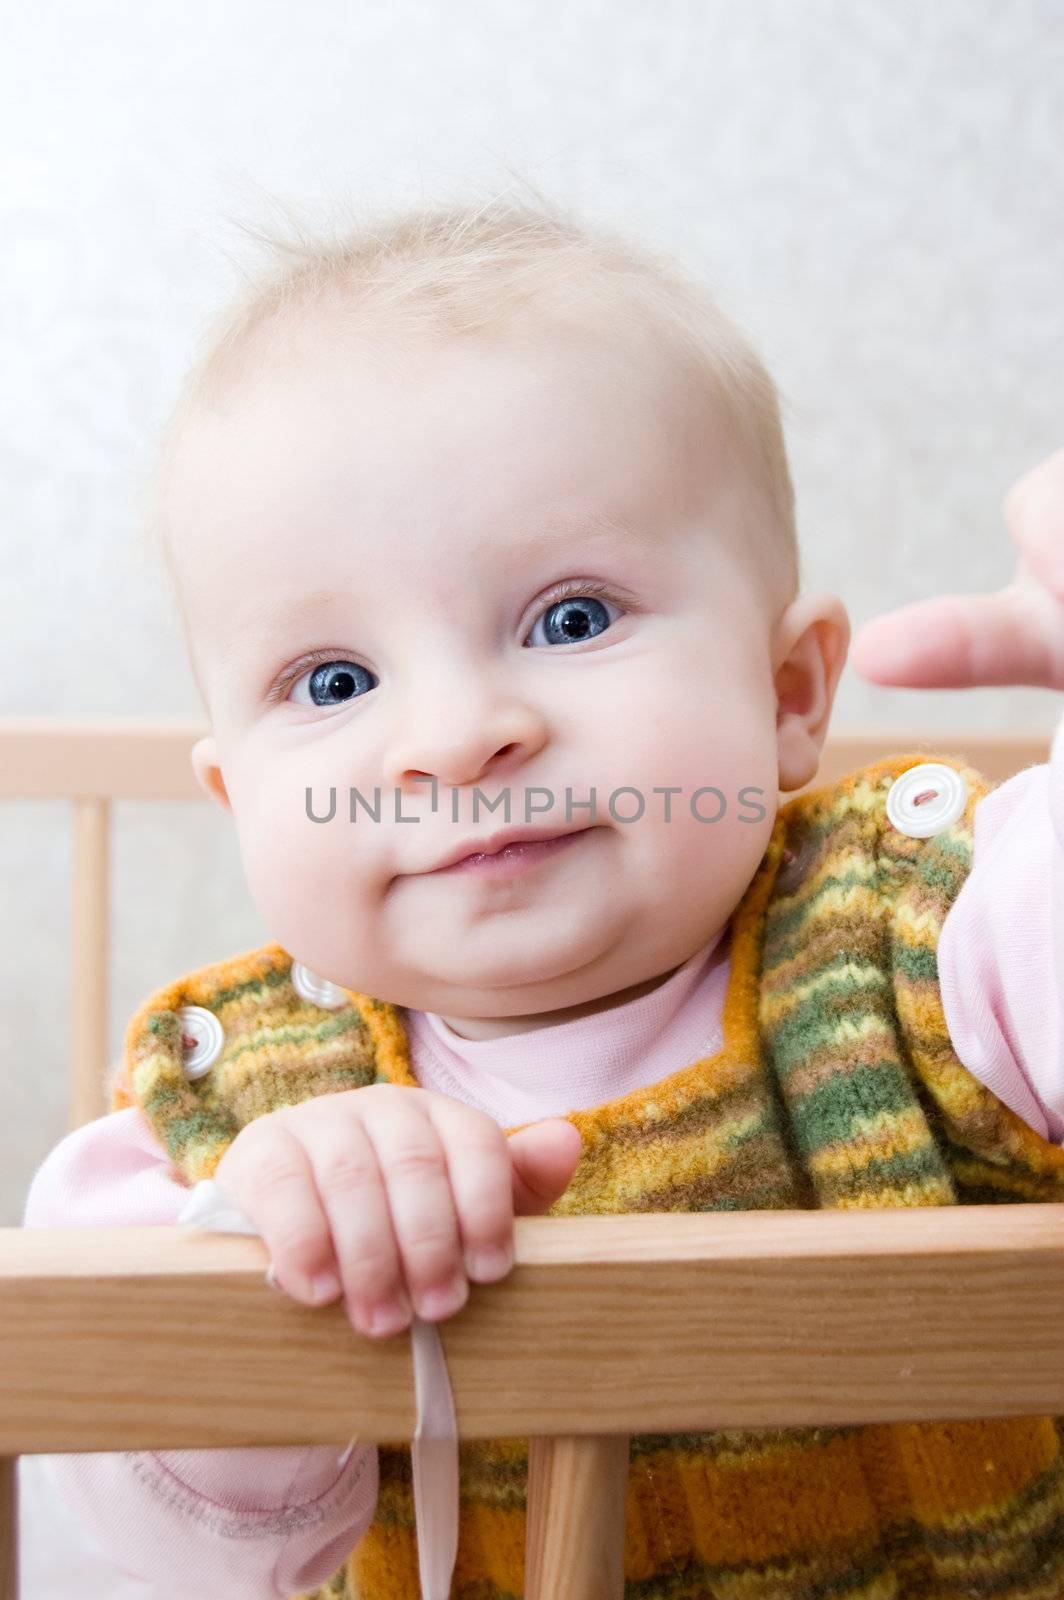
[505,1118,584,1215]
[301,1111,411,1334]
[1003,447,1064,599]
[214,1129,342,1307]
[851,577,1064,692]
[357,1095,497,1326]
[419,1096,519,1280]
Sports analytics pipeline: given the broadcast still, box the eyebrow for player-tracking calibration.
[483,506,660,569]
[218,591,340,666]
[224,509,655,659]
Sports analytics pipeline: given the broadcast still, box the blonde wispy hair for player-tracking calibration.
[145,183,800,612]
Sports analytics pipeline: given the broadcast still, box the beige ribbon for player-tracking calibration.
[177,1177,459,1599]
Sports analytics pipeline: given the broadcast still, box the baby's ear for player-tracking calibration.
[190,734,231,812]
[773,593,851,792]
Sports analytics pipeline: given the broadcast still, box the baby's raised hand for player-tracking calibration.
[212,1083,584,1339]
[851,447,1064,691]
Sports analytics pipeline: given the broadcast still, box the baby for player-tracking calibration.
[23,194,1064,1600]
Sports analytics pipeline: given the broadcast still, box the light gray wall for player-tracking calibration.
[3,0,1063,1223]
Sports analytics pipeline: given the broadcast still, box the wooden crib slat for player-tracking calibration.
[526,1434,629,1599]
[0,1456,15,1600]
[69,799,110,1132]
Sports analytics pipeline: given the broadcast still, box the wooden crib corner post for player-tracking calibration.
[0,1455,17,1600]
[526,1433,629,1599]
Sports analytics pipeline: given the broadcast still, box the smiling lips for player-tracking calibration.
[426,826,596,878]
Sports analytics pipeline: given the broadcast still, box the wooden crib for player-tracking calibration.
[2,716,1064,1600]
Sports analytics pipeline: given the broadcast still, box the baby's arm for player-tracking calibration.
[21,1106,378,1600]
[937,711,1064,1142]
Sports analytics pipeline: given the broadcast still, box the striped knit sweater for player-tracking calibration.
[112,749,1064,1599]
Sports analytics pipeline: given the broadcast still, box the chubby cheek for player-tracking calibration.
[658,792,776,929]
[610,686,779,914]
[228,777,380,979]
[607,659,776,805]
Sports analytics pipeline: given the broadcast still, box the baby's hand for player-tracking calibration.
[851,446,1064,691]
[212,1084,584,1339]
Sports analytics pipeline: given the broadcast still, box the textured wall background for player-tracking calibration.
[3,0,1063,1224]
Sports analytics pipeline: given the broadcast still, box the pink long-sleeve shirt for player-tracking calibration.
[21,727,1064,1599]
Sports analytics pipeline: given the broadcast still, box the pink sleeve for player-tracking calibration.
[938,714,1064,1145]
[21,1106,378,1599]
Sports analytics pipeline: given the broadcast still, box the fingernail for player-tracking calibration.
[464,1244,514,1281]
[265,1262,288,1296]
[415,1275,468,1320]
[367,1296,411,1337]
[309,1269,342,1304]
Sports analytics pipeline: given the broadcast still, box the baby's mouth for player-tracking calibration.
[423,824,600,878]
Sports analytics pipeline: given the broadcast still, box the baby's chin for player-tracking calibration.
[377,957,620,1019]
[368,924,702,1029]
[382,899,635,1002]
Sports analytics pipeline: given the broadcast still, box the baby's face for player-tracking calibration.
[168,320,816,1028]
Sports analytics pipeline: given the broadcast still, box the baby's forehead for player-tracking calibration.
[194,297,730,444]
[160,317,768,666]
[167,315,740,526]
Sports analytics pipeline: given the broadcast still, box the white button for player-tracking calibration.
[885,763,968,838]
[291,961,349,1010]
[175,1005,224,1080]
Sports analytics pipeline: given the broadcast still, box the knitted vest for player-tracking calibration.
[112,750,1064,1600]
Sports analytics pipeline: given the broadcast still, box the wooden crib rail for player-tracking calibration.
[0,717,1054,1135]
[5,1206,1064,1599]
[0,717,1051,801]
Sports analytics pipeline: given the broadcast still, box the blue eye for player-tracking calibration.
[289,660,377,708]
[527,591,621,648]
